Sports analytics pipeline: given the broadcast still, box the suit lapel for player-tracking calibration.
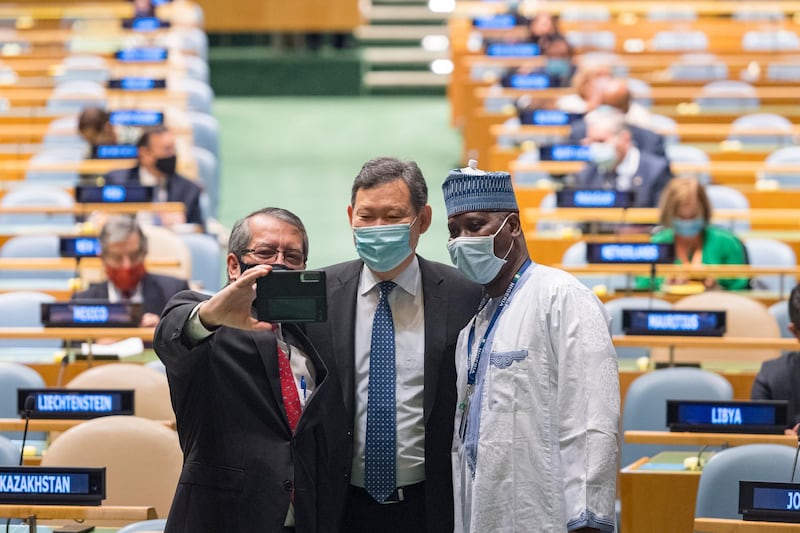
[419,258,447,425]
[329,263,361,420]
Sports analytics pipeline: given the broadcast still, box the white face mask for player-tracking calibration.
[589,141,618,172]
[447,215,513,284]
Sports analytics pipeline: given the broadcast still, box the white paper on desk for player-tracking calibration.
[81,337,145,359]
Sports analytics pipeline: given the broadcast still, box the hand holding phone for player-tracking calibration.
[255,270,327,323]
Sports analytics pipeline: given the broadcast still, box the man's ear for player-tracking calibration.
[226,253,241,281]
[507,212,522,237]
[417,204,433,235]
[790,322,799,341]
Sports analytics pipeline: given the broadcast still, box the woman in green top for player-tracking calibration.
[635,177,750,291]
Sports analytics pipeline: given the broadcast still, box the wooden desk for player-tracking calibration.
[1,87,188,109]
[0,504,156,522]
[696,517,800,532]
[453,1,800,17]
[0,327,154,341]
[0,418,176,432]
[620,454,703,533]
[625,430,798,447]
[614,335,796,365]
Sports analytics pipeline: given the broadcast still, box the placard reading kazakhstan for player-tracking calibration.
[0,473,87,494]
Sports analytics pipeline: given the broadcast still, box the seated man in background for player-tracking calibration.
[105,126,205,229]
[569,78,664,156]
[73,215,190,327]
[633,177,749,291]
[78,107,141,156]
[503,33,576,89]
[573,106,672,208]
[752,284,800,433]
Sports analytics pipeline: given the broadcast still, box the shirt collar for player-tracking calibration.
[358,255,420,297]
[616,145,640,178]
[107,280,144,302]
[138,166,165,188]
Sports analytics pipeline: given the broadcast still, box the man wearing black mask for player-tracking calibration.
[105,126,205,229]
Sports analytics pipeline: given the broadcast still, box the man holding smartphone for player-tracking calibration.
[305,157,482,532]
[154,207,349,533]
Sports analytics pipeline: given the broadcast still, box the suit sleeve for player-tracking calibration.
[751,362,774,400]
[650,159,673,207]
[154,290,212,379]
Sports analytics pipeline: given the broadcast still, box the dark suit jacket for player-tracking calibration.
[574,149,674,208]
[73,272,190,317]
[752,351,800,427]
[105,166,205,227]
[154,291,350,533]
[304,256,483,532]
[569,120,667,158]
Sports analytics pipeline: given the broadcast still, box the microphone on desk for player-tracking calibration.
[18,395,34,467]
[790,438,800,483]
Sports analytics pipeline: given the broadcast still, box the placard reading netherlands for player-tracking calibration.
[0,466,105,505]
[586,242,675,264]
[18,389,134,419]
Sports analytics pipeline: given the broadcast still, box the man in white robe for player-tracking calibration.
[441,165,619,532]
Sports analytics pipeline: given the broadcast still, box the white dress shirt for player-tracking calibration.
[106,281,144,303]
[350,257,426,488]
[614,145,641,191]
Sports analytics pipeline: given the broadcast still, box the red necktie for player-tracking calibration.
[277,344,302,432]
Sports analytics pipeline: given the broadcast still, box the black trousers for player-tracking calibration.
[342,482,427,533]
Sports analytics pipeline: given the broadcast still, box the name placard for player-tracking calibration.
[505,73,550,90]
[668,400,788,434]
[520,109,582,126]
[473,14,517,29]
[486,42,539,57]
[741,481,800,523]
[18,389,135,419]
[107,77,166,91]
[41,302,142,328]
[75,185,154,203]
[91,144,138,159]
[122,17,170,31]
[622,309,726,336]
[109,110,163,127]
[115,47,168,62]
[0,466,105,505]
[586,242,675,264]
[59,237,101,258]
[539,144,590,162]
[556,189,634,208]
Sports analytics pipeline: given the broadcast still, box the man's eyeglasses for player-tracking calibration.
[240,247,305,267]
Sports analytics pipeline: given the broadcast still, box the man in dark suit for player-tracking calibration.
[154,207,350,532]
[573,107,673,208]
[568,78,666,158]
[105,126,204,228]
[73,215,189,326]
[752,284,800,432]
[305,157,483,533]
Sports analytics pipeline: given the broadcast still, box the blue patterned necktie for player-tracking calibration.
[364,280,397,503]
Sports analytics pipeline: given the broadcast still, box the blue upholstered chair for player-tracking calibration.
[621,367,733,468]
[695,444,798,519]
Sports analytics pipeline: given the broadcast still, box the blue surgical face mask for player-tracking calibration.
[545,58,571,78]
[353,217,417,273]
[672,217,705,238]
[447,215,513,284]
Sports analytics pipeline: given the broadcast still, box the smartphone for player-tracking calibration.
[255,270,327,323]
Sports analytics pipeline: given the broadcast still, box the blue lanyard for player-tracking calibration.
[466,259,531,386]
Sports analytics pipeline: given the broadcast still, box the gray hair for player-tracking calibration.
[584,106,628,136]
[100,215,147,254]
[228,207,309,260]
[350,157,428,212]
